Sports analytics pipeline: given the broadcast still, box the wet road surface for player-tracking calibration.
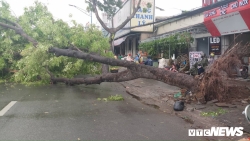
[0,82,204,140]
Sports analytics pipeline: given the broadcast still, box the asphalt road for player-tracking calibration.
[0,82,204,140]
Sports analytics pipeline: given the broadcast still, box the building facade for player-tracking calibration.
[140,12,212,58]
[203,0,250,64]
[112,0,155,57]
[139,0,250,66]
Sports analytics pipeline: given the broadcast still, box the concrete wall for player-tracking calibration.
[156,13,204,35]
[197,37,209,56]
[189,33,211,52]
[221,35,230,55]
[189,38,197,52]
[140,33,154,41]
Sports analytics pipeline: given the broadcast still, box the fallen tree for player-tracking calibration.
[48,43,250,102]
[0,0,249,103]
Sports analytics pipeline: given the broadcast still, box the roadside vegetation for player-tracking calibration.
[97,95,124,102]
[200,108,227,117]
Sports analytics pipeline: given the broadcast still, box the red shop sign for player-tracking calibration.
[204,0,250,21]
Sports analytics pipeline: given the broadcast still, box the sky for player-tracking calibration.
[5,0,202,26]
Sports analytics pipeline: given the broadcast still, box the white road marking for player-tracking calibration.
[0,101,17,116]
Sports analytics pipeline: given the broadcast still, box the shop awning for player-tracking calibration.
[113,36,128,46]
[204,1,250,36]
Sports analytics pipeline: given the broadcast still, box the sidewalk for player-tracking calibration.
[118,68,250,140]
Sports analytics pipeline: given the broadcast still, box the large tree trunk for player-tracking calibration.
[48,47,198,90]
[48,44,249,102]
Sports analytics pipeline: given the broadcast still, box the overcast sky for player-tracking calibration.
[5,0,202,26]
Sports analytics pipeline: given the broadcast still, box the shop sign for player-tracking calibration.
[204,0,249,20]
[209,37,221,55]
[130,0,155,32]
[189,51,203,69]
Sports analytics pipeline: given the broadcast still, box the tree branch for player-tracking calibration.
[50,70,138,85]
[0,21,18,30]
[92,0,112,33]
[92,0,141,34]
[114,0,141,33]
[0,18,38,47]
[48,47,197,90]
[0,17,20,27]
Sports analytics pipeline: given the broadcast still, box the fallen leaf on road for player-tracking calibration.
[44,112,49,114]
[78,138,81,140]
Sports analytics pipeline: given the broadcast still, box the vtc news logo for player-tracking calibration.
[189,127,244,137]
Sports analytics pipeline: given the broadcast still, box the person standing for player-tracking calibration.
[144,56,153,66]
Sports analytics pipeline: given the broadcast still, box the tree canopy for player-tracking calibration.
[0,1,112,85]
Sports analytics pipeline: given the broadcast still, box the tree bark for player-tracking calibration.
[48,47,198,90]
[0,18,38,47]
[101,64,109,74]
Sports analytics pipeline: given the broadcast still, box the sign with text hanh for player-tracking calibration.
[209,37,221,55]
[130,0,155,32]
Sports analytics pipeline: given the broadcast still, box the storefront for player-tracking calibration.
[112,0,155,57]
[204,0,250,71]
[113,34,140,56]
[204,0,250,37]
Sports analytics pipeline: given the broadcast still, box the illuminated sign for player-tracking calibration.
[209,37,221,55]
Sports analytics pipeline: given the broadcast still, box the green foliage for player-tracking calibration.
[139,32,194,58]
[0,1,112,85]
[97,95,124,101]
[0,57,5,70]
[108,95,124,101]
[200,108,227,117]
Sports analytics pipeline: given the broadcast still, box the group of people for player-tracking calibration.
[126,53,153,66]
[115,52,153,66]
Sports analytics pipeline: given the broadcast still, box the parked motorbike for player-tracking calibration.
[240,65,249,79]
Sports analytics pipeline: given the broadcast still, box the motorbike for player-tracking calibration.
[240,65,249,79]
